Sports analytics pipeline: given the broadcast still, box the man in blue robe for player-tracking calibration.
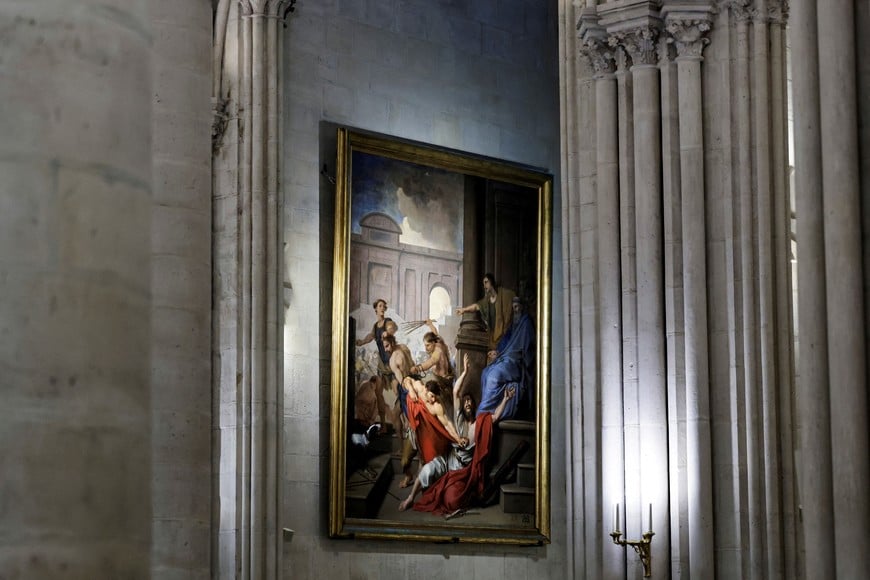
[477,297,535,420]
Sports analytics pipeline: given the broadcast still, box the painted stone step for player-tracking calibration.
[517,462,535,488]
[346,452,393,518]
[494,419,535,466]
[500,482,535,515]
[498,419,535,433]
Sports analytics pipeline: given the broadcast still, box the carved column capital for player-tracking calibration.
[666,19,711,60]
[239,0,296,18]
[611,43,632,73]
[743,0,783,23]
[658,35,675,65]
[721,0,753,22]
[611,25,660,67]
[582,36,617,75]
[768,0,789,24]
[578,12,616,76]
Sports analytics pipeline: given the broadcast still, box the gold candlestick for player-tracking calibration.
[610,529,654,577]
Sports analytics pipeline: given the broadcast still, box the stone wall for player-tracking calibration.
[0,1,153,577]
[281,0,565,577]
[150,0,213,578]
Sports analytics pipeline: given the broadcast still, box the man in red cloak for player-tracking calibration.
[398,378,467,511]
[399,360,516,515]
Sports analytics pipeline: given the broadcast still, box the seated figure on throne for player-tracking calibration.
[477,296,534,421]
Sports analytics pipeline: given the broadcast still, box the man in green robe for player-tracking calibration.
[455,273,516,350]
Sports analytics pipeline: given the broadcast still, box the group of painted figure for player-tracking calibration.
[352,273,535,516]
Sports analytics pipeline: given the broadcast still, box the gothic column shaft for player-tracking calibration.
[558,4,584,574]
[265,10,282,577]
[595,65,625,580]
[0,1,152,577]
[557,3,582,571]
[675,40,715,580]
[238,8,254,574]
[659,37,689,575]
[614,46,639,572]
[631,58,669,577]
[752,6,785,577]
[791,0,835,576]
[712,7,744,575]
[769,7,798,578]
[735,12,765,576]
[213,0,242,573]
[817,1,870,577]
[579,70,603,580]
[250,11,268,579]
[214,2,289,578]
[566,5,597,575]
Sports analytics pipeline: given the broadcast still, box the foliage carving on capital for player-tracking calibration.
[658,36,675,65]
[666,19,711,59]
[582,37,617,76]
[721,0,753,22]
[746,0,775,23]
[609,42,632,73]
[239,0,297,18]
[611,26,660,67]
[768,0,789,24]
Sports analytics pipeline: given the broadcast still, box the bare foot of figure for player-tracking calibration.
[398,475,413,489]
[398,496,413,511]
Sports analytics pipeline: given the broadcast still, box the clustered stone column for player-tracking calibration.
[624,21,672,579]
[792,0,870,578]
[658,25,688,576]
[729,4,768,576]
[563,0,800,577]
[564,0,870,576]
[791,2,833,574]
[0,1,152,578]
[561,3,601,575]
[580,13,624,578]
[768,2,798,574]
[717,2,797,577]
[213,1,294,578]
[666,11,716,578]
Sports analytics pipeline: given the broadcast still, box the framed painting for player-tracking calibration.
[329,128,552,545]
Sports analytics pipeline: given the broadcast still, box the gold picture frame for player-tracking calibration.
[329,128,552,545]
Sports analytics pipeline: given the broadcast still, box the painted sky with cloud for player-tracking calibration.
[350,151,464,253]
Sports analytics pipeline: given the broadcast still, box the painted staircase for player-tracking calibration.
[491,418,536,515]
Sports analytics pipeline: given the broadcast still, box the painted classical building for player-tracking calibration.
[350,212,462,323]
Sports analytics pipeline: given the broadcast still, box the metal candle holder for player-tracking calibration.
[610,529,654,577]
[611,503,654,577]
